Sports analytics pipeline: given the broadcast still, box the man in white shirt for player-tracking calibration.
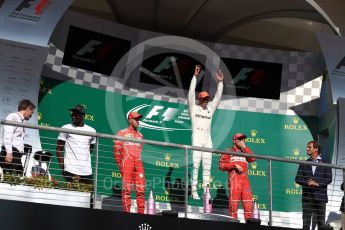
[56,105,96,184]
[0,99,36,175]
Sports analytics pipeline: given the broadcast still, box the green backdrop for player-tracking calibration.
[38,76,318,212]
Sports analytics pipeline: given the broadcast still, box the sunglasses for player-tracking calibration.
[70,112,84,117]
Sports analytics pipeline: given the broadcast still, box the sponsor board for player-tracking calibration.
[63,26,131,75]
[38,76,318,212]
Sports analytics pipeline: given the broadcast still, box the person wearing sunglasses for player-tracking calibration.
[56,104,96,184]
[114,111,146,214]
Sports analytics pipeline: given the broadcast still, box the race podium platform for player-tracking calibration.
[0,198,298,230]
[178,212,239,223]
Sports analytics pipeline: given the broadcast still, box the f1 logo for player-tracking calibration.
[335,56,345,70]
[76,40,102,56]
[15,0,49,15]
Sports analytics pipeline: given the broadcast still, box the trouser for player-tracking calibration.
[192,150,212,188]
[191,136,212,188]
[122,155,145,214]
[0,146,23,175]
[311,211,317,230]
[228,173,253,220]
[302,197,326,229]
[63,170,93,184]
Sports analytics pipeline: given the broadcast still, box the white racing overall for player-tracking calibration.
[188,75,223,199]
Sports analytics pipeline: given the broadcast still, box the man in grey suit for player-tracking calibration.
[295,141,332,230]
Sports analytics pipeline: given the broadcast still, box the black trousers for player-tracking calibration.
[302,196,326,230]
[63,170,93,185]
[0,146,23,175]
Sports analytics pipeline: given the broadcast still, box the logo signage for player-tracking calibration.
[285,182,302,195]
[63,26,131,75]
[197,176,219,189]
[79,104,95,122]
[139,46,206,91]
[155,153,180,168]
[40,79,53,95]
[252,195,267,210]
[248,162,266,177]
[138,223,152,230]
[37,112,50,126]
[284,148,308,160]
[283,117,309,131]
[332,56,345,76]
[221,57,283,100]
[245,129,266,144]
[111,171,121,178]
[10,0,49,21]
[128,104,191,131]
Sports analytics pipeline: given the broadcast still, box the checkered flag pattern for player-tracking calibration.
[46,40,323,116]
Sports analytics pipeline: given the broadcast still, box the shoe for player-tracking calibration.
[192,186,200,200]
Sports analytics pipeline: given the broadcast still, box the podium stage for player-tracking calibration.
[0,198,298,230]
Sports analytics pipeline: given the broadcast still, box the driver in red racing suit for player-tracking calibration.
[219,133,256,220]
[114,111,145,214]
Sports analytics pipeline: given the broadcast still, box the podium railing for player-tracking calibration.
[0,120,344,229]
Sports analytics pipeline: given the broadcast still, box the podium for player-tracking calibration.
[178,212,240,223]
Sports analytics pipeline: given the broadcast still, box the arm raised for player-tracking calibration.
[210,69,224,114]
[188,65,201,112]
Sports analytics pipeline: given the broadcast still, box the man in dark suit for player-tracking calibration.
[295,141,332,230]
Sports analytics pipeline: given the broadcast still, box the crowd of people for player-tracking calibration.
[0,65,337,228]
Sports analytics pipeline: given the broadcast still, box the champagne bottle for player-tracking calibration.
[147,189,156,215]
[252,198,260,219]
[203,184,212,213]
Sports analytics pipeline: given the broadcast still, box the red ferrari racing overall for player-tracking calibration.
[114,126,145,214]
[219,146,255,219]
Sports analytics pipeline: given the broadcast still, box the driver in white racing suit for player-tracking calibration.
[188,64,223,199]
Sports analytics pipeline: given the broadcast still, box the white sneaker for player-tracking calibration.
[192,186,200,200]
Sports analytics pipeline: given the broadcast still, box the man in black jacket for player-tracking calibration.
[295,141,332,230]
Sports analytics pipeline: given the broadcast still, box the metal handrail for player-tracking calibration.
[1,120,343,169]
[1,119,344,228]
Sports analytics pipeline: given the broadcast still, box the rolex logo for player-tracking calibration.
[209,175,214,183]
[284,117,308,131]
[164,153,171,161]
[165,190,169,195]
[251,162,257,169]
[37,112,42,121]
[213,181,222,189]
[252,194,258,200]
[39,79,53,94]
[80,104,87,109]
[250,129,257,137]
[294,182,300,188]
[293,148,300,156]
[139,223,152,230]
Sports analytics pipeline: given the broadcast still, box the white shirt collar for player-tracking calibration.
[17,112,24,121]
[312,156,322,162]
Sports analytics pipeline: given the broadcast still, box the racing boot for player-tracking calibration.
[191,185,200,200]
